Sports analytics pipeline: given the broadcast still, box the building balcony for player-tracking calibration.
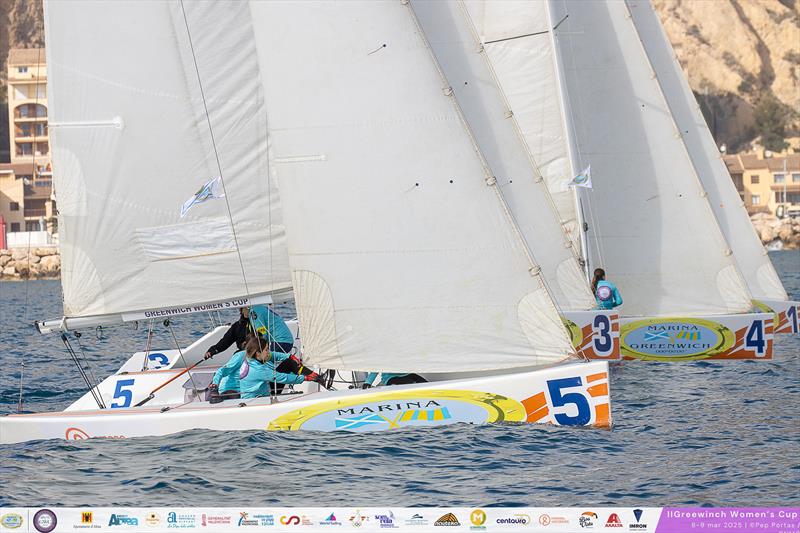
[23,207,46,217]
[24,184,52,199]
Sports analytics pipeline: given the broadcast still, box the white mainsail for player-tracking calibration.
[44,0,289,319]
[249,0,576,372]
[625,0,788,302]
[544,0,753,316]
[462,0,583,255]
[410,1,594,312]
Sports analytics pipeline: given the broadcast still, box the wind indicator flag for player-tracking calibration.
[569,165,592,189]
[180,176,225,218]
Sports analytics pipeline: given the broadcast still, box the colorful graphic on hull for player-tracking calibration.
[621,318,734,360]
[267,390,527,432]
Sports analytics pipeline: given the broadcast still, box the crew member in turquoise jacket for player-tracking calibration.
[238,337,324,399]
[362,371,426,388]
[208,349,246,403]
[592,268,623,310]
[249,305,295,353]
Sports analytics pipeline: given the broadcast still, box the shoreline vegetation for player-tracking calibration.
[0,214,797,281]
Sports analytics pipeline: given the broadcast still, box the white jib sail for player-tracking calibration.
[462,0,583,255]
[410,0,593,312]
[44,0,290,319]
[548,0,753,316]
[249,0,575,372]
[626,0,788,302]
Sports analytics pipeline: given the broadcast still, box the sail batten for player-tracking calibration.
[44,0,290,318]
[249,0,575,372]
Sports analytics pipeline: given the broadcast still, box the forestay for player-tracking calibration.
[549,0,753,316]
[44,0,289,319]
[411,1,593,311]
[625,0,788,302]
[249,0,575,372]
[462,0,582,254]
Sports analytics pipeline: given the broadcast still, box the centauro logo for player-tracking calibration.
[621,318,733,360]
[267,390,526,432]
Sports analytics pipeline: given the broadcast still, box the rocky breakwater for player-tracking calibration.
[0,247,61,279]
[750,213,800,250]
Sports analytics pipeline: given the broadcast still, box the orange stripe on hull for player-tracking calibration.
[587,383,608,397]
[586,372,607,383]
[593,403,611,428]
[526,406,550,423]
[521,392,547,414]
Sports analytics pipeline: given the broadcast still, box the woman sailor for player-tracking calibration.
[238,336,324,399]
[203,304,295,361]
[362,372,426,388]
[592,268,623,310]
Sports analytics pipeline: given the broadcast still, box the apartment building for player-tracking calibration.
[0,48,56,245]
[724,150,800,215]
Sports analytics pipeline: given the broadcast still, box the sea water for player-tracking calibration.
[0,251,798,506]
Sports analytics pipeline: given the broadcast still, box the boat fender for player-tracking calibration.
[239,359,250,379]
[596,285,613,302]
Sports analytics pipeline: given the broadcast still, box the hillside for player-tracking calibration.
[0,0,796,157]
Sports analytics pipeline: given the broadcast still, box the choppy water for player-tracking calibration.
[1,252,798,507]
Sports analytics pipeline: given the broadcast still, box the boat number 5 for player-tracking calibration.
[111,379,136,408]
[592,314,613,357]
[744,320,766,357]
[547,377,591,426]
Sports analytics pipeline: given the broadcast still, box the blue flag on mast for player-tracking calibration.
[180,176,225,218]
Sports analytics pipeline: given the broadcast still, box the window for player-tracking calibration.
[751,194,761,205]
[9,201,19,211]
[774,173,785,183]
[776,191,784,203]
[788,192,800,205]
[25,220,40,232]
[793,173,800,183]
[750,175,760,184]
[10,223,20,232]
[17,66,27,73]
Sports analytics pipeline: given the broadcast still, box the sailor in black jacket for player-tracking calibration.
[203,307,253,360]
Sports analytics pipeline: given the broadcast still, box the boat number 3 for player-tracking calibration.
[744,320,766,357]
[147,353,169,369]
[547,377,591,426]
[111,379,136,408]
[591,314,613,356]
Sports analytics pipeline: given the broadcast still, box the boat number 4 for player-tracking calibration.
[744,320,767,357]
[547,377,591,426]
[111,379,136,408]
[592,314,614,357]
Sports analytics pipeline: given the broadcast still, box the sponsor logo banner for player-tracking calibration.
[121,295,272,322]
[5,507,794,532]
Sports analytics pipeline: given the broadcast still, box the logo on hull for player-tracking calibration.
[621,318,733,360]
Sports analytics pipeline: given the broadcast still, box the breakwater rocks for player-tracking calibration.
[0,247,61,279]
[750,213,800,250]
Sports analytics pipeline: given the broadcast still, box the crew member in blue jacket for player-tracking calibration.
[362,372,426,388]
[592,268,623,310]
[238,336,324,399]
[249,305,295,353]
[208,348,247,403]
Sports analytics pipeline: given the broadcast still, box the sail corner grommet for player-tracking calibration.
[443,86,454,96]
[724,248,733,256]
[485,176,497,186]
[528,265,541,277]
[476,43,485,53]
[504,110,514,119]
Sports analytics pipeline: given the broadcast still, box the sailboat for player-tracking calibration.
[465,0,794,361]
[0,1,611,444]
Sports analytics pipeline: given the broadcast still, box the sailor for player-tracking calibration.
[362,372,426,388]
[207,338,250,403]
[238,336,325,399]
[248,304,296,354]
[203,306,253,360]
[592,268,623,310]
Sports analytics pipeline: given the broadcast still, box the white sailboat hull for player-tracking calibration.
[754,300,800,335]
[0,361,611,444]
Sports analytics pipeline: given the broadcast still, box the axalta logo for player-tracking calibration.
[605,513,623,528]
[621,318,732,360]
[1,513,23,530]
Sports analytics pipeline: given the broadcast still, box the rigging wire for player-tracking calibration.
[73,331,103,396]
[16,361,25,413]
[140,318,154,371]
[164,318,200,395]
[61,333,105,409]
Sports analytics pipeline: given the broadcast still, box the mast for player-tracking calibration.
[544,0,591,281]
